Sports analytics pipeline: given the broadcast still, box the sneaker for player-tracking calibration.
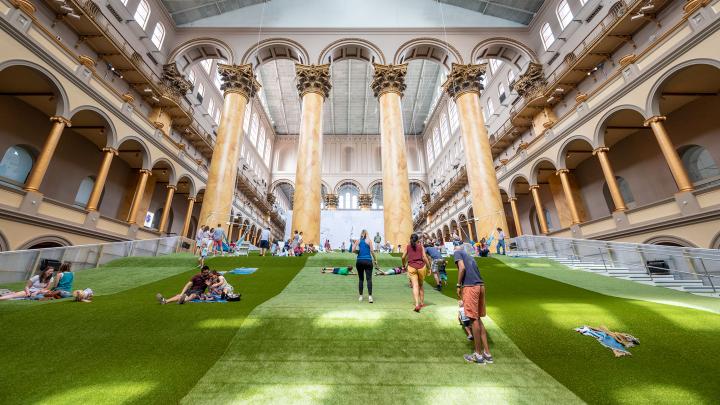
[467,335,474,341]
[464,353,486,365]
[435,285,442,292]
[359,295,363,302]
[156,293,166,305]
[368,296,374,304]
[178,294,187,305]
[482,352,494,364]
[414,305,421,312]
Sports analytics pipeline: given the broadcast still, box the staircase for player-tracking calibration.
[512,252,718,296]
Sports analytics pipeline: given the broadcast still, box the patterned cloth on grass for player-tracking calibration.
[226,268,258,275]
[575,325,640,357]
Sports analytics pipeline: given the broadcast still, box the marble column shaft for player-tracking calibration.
[529,185,549,234]
[86,147,117,211]
[443,63,508,246]
[181,197,195,238]
[593,147,627,212]
[644,115,694,192]
[127,169,151,224]
[291,64,331,246]
[509,197,523,236]
[198,64,260,229]
[557,169,581,224]
[158,185,176,233]
[24,116,71,192]
[372,63,413,248]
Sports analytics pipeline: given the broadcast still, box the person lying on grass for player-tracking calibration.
[374,267,407,276]
[73,288,94,303]
[321,266,355,275]
[156,266,211,305]
[209,270,234,299]
[0,267,54,301]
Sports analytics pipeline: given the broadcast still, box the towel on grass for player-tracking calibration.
[190,294,228,303]
[575,325,640,357]
[226,268,257,275]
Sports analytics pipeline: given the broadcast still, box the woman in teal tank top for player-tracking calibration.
[353,229,378,303]
[52,262,75,298]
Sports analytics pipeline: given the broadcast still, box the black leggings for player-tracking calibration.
[356,259,373,295]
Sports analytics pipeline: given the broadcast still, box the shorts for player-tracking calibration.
[462,285,486,320]
[213,239,222,248]
[430,258,444,273]
[407,265,427,285]
[186,289,205,297]
[259,240,270,249]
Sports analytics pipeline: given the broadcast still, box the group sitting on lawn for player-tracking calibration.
[0,261,93,302]
[156,266,237,304]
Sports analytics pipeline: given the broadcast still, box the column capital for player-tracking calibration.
[102,147,119,156]
[138,168,152,176]
[359,193,373,209]
[442,63,487,100]
[166,184,177,190]
[509,197,518,202]
[371,63,408,98]
[324,193,338,209]
[50,116,72,127]
[511,62,547,100]
[556,168,570,175]
[592,146,610,155]
[528,184,540,191]
[295,64,332,99]
[160,62,193,98]
[187,196,196,202]
[217,64,261,99]
[643,115,667,126]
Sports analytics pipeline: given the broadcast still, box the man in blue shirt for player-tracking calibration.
[454,243,493,365]
[425,242,446,291]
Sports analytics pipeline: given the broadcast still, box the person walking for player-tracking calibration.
[353,229,377,303]
[496,227,506,255]
[454,242,493,365]
[259,226,271,256]
[373,232,382,252]
[212,224,225,256]
[402,233,431,312]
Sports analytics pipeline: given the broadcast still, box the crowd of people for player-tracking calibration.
[0,261,94,302]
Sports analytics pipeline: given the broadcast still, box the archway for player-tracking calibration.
[510,175,532,235]
[109,138,151,223]
[169,38,234,72]
[557,137,601,220]
[529,159,560,231]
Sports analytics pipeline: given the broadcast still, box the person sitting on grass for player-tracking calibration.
[374,267,407,276]
[321,266,355,275]
[156,266,211,305]
[50,262,75,298]
[0,267,54,301]
[73,288,94,302]
[209,270,234,299]
[458,300,473,341]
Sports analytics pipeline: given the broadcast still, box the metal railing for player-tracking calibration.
[513,235,720,294]
[0,236,194,284]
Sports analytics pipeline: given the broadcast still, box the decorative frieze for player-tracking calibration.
[442,63,487,100]
[512,62,547,101]
[295,64,332,98]
[370,63,408,98]
[161,62,192,99]
[217,64,261,99]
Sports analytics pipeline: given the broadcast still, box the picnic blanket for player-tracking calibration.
[226,268,257,275]
[575,325,640,357]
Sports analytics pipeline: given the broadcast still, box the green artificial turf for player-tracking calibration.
[496,256,720,314]
[0,254,307,404]
[436,256,720,404]
[182,253,580,404]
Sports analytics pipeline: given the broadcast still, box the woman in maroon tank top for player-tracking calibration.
[402,233,431,312]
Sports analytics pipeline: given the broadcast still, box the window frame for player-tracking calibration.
[150,22,165,49]
[133,0,151,29]
[540,23,555,50]
[557,0,573,30]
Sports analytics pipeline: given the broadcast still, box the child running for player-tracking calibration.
[458,300,473,341]
[321,266,355,275]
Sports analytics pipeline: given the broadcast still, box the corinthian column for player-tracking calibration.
[198,64,260,228]
[529,185,549,234]
[371,64,413,248]
[593,147,627,212]
[509,197,523,236]
[24,116,71,192]
[158,184,176,234]
[86,147,117,211]
[291,64,331,245]
[644,115,694,192]
[442,63,508,246]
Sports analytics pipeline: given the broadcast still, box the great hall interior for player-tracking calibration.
[0,0,719,403]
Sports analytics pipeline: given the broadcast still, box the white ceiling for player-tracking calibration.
[256,59,445,136]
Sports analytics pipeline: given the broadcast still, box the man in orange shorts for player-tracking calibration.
[454,242,493,365]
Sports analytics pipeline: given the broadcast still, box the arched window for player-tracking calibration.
[432,127,442,150]
[257,127,266,157]
[440,114,450,144]
[426,140,434,164]
[133,0,150,29]
[187,70,196,86]
[557,0,573,30]
[151,22,165,49]
[343,147,353,172]
[249,113,259,145]
[486,99,496,117]
[540,23,555,50]
[602,176,635,212]
[337,183,359,209]
[507,69,516,85]
[678,145,720,184]
[448,100,459,132]
[498,83,507,103]
[201,59,212,74]
[74,176,95,207]
[0,145,35,185]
